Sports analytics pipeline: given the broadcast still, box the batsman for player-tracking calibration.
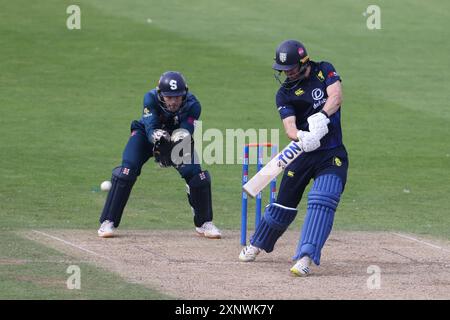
[98,71,221,239]
[239,40,349,276]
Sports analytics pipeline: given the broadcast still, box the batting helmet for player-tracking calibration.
[272,40,311,88]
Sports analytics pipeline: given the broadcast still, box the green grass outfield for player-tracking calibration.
[1,0,449,299]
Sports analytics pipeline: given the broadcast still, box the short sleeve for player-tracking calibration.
[320,61,341,87]
[276,91,295,119]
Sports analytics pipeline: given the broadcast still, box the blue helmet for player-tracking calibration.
[157,71,188,97]
[272,40,310,88]
[156,71,189,113]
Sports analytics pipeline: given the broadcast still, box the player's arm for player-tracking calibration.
[276,93,298,141]
[305,63,341,137]
[179,99,201,135]
[307,81,340,137]
[284,115,323,152]
[321,81,343,117]
[282,116,299,141]
[142,111,161,143]
[276,94,321,151]
[170,101,200,166]
[320,62,343,118]
[141,93,162,143]
[141,93,172,166]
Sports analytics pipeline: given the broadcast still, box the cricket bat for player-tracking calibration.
[243,140,304,197]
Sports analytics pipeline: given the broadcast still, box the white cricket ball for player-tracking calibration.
[100,180,112,192]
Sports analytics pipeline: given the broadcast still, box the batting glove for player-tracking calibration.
[297,130,321,152]
[307,112,330,140]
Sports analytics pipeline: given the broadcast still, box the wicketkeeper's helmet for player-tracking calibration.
[156,71,189,112]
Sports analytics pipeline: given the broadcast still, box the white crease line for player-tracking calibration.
[31,230,117,263]
[391,233,450,254]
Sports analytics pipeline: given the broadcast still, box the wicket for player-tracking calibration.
[240,143,277,246]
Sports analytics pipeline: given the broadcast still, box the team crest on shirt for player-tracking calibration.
[287,171,295,177]
[279,52,287,62]
[317,71,325,82]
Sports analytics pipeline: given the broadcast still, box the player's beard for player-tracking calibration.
[166,104,181,113]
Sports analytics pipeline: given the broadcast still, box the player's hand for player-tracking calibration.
[297,130,321,152]
[171,129,191,145]
[152,129,171,144]
[152,129,173,167]
[307,112,330,140]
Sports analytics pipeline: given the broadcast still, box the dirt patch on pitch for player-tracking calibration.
[21,229,450,299]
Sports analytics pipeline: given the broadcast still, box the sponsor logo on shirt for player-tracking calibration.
[313,98,327,109]
[295,88,304,96]
[327,71,338,78]
[334,157,342,167]
[143,108,152,118]
[187,116,196,124]
[312,88,324,100]
[312,89,326,109]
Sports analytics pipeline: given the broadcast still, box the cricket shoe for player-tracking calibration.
[98,220,116,238]
[196,221,222,239]
[290,256,312,277]
[239,244,261,262]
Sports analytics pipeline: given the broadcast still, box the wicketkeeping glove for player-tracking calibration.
[170,129,193,166]
[152,129,173,167]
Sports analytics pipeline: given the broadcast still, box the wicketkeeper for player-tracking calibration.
[239,40,348,276]
[98,71,221,239]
